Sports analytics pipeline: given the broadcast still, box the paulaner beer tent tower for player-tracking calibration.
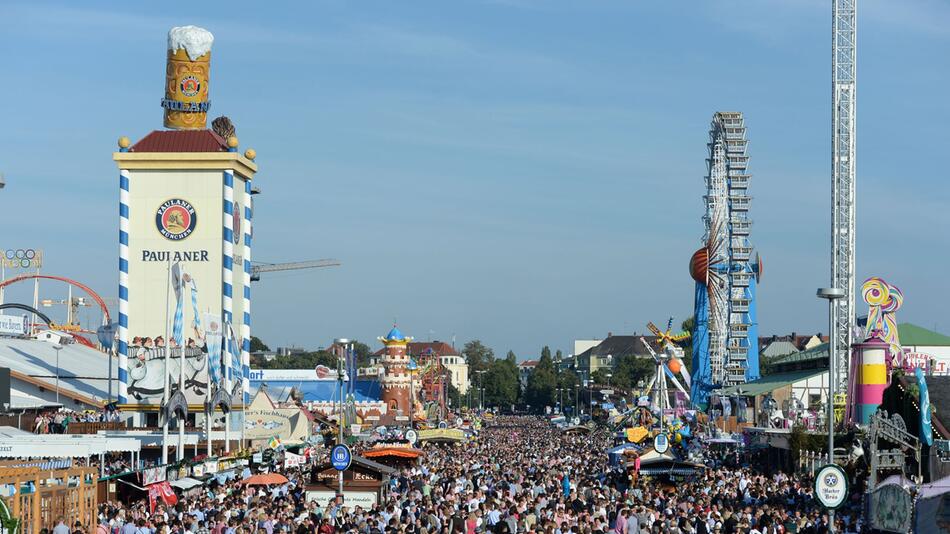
[113,26,256,451]
[689,112,761,408]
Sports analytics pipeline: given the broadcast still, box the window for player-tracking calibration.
[808,394,821,409]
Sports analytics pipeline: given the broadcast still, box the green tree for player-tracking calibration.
[541,346,552,361]
[525,351,557,412]
[679,316,695,373]
[462,340,495,375]
[250,336,270,352]
[258,350,337,369]
[591,368,610,385]
[352,341,373,366]
[505,350,517,364]
[484,358,519,410]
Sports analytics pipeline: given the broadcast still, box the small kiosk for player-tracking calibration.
[307,456,394,509]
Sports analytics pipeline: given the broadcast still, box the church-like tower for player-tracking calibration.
[378,326,412,421]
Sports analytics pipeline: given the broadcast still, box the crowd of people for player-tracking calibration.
[90,416,859,534]
[33,407,122,434]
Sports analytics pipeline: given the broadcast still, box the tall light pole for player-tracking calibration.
[817,287,845,534]
[52,343,63,403]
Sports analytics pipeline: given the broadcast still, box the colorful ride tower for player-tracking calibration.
[689,112,761,408]
[378,326,413,422]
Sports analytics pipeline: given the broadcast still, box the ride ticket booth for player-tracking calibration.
[306,456,394,509]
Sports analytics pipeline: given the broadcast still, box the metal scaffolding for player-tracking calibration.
[831,0,856,394]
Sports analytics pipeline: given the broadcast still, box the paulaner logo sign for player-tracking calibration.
[156,199,197,240]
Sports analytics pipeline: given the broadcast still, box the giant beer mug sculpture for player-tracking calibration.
[162,26,214,130]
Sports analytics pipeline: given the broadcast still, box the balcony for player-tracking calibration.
[731,273,751,287]
[732,302,750,313]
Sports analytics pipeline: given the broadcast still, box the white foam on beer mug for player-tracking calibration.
[167,26,214,61]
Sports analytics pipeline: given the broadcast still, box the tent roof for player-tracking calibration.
[0,338,112,406]
[719,368,826,397]
[898,323,950,346]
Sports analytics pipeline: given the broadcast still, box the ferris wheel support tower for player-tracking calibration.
[831,0,856,395]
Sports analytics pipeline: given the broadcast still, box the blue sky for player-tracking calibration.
[1,0,948,359]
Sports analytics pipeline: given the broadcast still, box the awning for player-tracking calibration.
[639,467,703,476]
[169,477,203,490]
[0,436,140,458]
[718,368,826,397]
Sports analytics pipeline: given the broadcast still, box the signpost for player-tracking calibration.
[814,464,848,513]
[331,443,352,503]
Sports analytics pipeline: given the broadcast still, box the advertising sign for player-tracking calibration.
[417,429,465,442]
[249,368,342,382]
[870,483,913,533]
[0,314,27,336]
[653,434,669,454]
[405,430,418,445]
[306,490,376,509]
[814,464,848,509]
[244,409,294,440]
[2,249,42,269]
[141,466,167,485]
[331,444,352,471]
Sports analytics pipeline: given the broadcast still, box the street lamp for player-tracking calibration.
[606,373,612,387]
[817,287,845,534]
[52,343,63,403]
[0,173,5,189]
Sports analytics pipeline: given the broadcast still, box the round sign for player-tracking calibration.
[156,199,197,241]
[456,417,463,427]
[405,429,418,445]
[330,444,352,471]
[814,464,848,509]
[438,421,448,430]
[653,433,670,454]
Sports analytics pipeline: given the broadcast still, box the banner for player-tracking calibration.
[283,451,304,469]
[0,314,27,335]
[917,367,934,446]
[141,466,166,485]
[204,313,223,384]
[147,481,178,512]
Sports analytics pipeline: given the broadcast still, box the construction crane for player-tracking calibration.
[250,259,341,282]
[831,0,856,396]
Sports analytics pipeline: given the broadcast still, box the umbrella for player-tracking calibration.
[240,473,289,486]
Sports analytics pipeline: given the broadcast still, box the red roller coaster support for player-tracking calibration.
[0,274,112,325]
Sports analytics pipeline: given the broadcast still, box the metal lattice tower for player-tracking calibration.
[831,0,856,394]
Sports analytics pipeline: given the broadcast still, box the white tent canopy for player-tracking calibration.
[0,435,140,459]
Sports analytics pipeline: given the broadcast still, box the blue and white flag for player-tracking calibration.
[171,263,185,347]
[204,313,223,384]
[225,321,241,383]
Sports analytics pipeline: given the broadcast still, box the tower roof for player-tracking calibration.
[379,325,411,345]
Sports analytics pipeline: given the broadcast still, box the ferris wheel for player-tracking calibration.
[689,112,762,407]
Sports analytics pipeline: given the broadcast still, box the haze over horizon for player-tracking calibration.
[1,0,948,360]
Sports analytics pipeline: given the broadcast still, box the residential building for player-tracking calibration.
[573,334,661,384]
[518,360,538,390]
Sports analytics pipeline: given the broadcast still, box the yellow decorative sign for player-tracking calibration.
[625,426,649,443]
[416,429,466,442]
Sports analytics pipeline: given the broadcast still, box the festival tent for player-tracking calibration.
[0,433,140,459]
